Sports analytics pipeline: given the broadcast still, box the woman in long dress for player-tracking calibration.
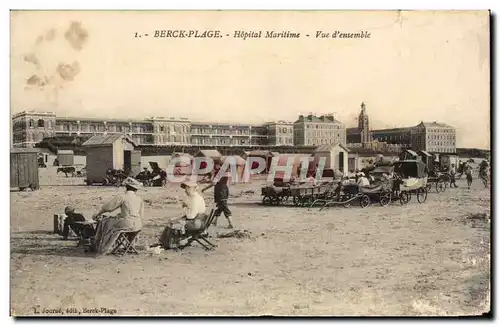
[91,177,144,255]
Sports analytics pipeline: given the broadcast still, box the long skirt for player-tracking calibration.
[92,215,141,255]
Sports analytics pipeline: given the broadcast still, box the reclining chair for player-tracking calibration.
[178,204,218,251]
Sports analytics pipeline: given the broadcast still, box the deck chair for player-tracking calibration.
[179,205,218,251]
[110,230,141,256]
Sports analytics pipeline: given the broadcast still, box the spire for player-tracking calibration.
[361,101,366,113]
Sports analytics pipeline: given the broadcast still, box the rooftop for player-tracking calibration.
[294,114,342,124]
[82,134,137,147]
[418,121,454,129]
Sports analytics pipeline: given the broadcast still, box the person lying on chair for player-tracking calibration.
[90,177,144,255]
[62,206,87,240]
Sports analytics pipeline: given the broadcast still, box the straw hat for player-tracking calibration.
[123,177,142,190]
[181,180,199,189]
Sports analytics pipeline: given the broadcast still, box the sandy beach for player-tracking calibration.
[10,167,490,316]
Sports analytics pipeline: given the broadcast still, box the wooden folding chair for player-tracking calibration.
[110,230,141,256]
[73,221,97,247]
[180,205,218,251]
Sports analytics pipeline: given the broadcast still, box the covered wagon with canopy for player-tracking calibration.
[392,160,429,205]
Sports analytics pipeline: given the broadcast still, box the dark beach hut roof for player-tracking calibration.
[82,134,137,147]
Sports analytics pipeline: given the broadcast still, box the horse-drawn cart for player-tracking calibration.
[392,160,429,205]
[261,181,338,207]
[426,172,450,193]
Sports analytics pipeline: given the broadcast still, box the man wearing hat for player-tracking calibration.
[91,177,144,255]
[61,206,86,240]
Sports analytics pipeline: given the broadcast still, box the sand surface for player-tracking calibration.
[10,167,490,316]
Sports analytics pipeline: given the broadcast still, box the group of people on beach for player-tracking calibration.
[61,160,234,256]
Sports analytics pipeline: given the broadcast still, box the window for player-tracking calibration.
[29,119,35,128]
[37,119,44,128]
[160,126,165,132]
[47,120,53,129]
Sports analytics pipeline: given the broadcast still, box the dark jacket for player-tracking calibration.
[214,176,229,202]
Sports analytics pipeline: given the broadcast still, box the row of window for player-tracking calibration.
[275,138,294,145]
[374,135,409,142]
[156,125,189,133]
[306,124,343,129]
[427,128,454,133]
[428,134,455,140]
[57,124,150,133]
[191,138,266,145]
[276,127,292,134]
[190,128,254,135]
[306,131,342,138]
[306,138,345,145]
[427,147,455,153]
[428,141,455,146]
[155,135,190,143]
[23,119,53,129]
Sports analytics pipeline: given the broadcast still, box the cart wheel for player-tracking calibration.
[436,180,446,193]
[281,196,289,204]
[379,191,392,207]
[360,195,371,208]
[399,191,410,205]
[425,183,432,192]
[262,196,272,205]
[271,196,281,206]
[417,187,428,203]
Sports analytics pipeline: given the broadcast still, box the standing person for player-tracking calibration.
[479,159,490,187]
[202,161,234,229]
[449,163,458,188]
[90,177,144,255]
[465,163,473,189]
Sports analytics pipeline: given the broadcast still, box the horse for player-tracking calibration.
[57,166,76,177]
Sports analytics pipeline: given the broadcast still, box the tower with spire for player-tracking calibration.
[357,102,372,143]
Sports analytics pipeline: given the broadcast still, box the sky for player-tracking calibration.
[10,10,490,149]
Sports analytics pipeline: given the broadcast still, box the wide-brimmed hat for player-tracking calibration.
[181,180,199,189]
[123,177,142,190]
[64,206,75,215]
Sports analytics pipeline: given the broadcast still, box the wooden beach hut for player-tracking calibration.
[57,149,75,166]
[312,144,349,175]
[221,155,247,183]
[82,134,140,185]
[170,152,193,175]
[10,148,40,190]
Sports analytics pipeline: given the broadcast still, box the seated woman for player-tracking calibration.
[158,181,207,248]
[90,177,144,255]
[180,181,207,231]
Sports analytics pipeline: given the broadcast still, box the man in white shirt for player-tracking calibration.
[357,172,370,187]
